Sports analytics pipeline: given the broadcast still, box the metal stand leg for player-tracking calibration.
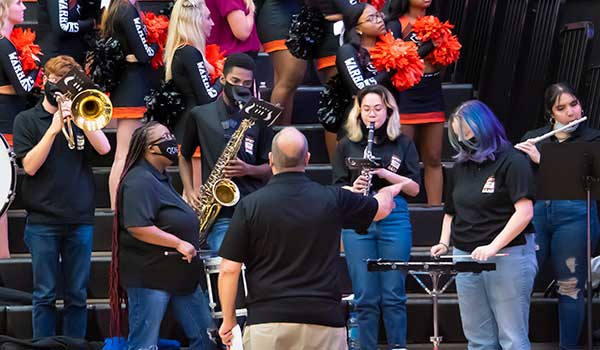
[411,271,456,350]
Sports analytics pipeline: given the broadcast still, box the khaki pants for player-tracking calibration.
[243,322,348,350]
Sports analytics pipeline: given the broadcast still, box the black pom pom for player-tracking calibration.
[317,74,352,133]
[86,36,126,93]
[159,1,175,18]
[143,79,186,131]
[285,6,325,60]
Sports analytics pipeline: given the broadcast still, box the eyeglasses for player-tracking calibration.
[358,12,385,25]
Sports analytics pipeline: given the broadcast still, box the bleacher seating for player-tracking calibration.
[5,0,600,347]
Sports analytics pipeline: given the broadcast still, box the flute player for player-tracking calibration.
[516,83,600,349]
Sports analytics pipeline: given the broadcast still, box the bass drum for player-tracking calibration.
[0,133,16,217]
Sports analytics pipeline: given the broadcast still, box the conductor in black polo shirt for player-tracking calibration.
[217,127,404,350]
[179,53,273,251]
[11,55,111,338]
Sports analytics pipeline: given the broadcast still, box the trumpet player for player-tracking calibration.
[332,85,419,350]
[12,55,110,339]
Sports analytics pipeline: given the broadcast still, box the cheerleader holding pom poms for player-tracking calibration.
[387,0,461,206]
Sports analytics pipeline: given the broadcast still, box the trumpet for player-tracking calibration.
[57,89,112,149]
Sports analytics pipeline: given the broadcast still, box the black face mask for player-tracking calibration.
[151,139,179,164]
[223,83,252,109]
[458,136,478,151]
[44,81,61,107]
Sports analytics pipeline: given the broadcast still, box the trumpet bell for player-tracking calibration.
[71,89,112,131]
[213,178,240,207]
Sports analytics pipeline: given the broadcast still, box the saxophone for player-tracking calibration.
[197,118,255,242]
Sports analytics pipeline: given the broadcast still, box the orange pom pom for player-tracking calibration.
[358,0,385,12]
[205,44,226,84]
[412,15,461,66]
[9,27,42,75]
[369,32,424,91]
[141,12,169,69]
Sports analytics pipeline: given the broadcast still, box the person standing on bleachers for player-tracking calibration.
[255,0,304,125]
[101,0,158,209]
[179,53,273,252]
[218,127,402,350]
[11,55,110,339]
[332,85,420,350]
[386,0,444,206]
[515,83,600,350]
[336,3,393,104]
[0,0,39,258]
[111,121,214,350]
[37,0,98,65]
[206,0,260,58]
[431,100,537,350]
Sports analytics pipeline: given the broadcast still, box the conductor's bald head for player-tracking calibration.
[269,127,311,174]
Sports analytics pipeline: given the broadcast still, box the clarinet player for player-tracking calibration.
[332,84,420,350]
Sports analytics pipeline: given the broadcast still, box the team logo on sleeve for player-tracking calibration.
[482,176,495,193]
[388,155,401,173]
[244,135,255,155]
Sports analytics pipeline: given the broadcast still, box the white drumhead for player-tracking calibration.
[0,134,16,217]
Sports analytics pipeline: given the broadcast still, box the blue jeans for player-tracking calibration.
[342,197,412,349]
[127,286,215,350]
[454,234,538,350]
[23,223,93,338]
[207,218,231,252]
[533,200,600,350]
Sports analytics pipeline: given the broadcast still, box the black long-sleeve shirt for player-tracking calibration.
[0,38,36,96]
[38,0,95,63]
[171,45,220,108]
[335,43,391,95]
[111,3,156,63]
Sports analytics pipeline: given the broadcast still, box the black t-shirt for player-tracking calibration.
[336,44,391,96]
[118,159,203,295]
[171,45,220,109]
[12,102,96,224]
[0,37,36,95]
[181,97,273,218]
[444,144,535,252]
[110,3,156,63]
[37,0,95,64]
[332,133,421,192]
[218,172,378,327]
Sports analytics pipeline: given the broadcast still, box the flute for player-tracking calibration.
[527,117,587,144]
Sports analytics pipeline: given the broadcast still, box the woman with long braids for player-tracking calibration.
[101,0,158,209]
[516,83,600,349]
[255,0,306,125]
[332,85,420,350]
[110,121,214,350]
[388,0,444,206]
[0,0,37,258]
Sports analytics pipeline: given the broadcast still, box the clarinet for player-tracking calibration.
[361,122,376,196]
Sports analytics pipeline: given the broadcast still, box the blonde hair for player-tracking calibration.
[345,85,402,142]
[164,0,209,81]
[0,0,15,34]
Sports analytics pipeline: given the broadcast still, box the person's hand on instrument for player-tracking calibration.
[351,173,369,193]
[224,157,250,178]
[176,240,196,263]
[430,242,449,257]
[219,317,237,348]
[514,140,540,164]
[182,188,201,208]
[471,244,499,262]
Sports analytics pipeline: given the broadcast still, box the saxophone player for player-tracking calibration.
[331,85,420,350]
[179,53,274,251]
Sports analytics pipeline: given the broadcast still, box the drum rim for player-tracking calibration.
[0,133,17,217]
